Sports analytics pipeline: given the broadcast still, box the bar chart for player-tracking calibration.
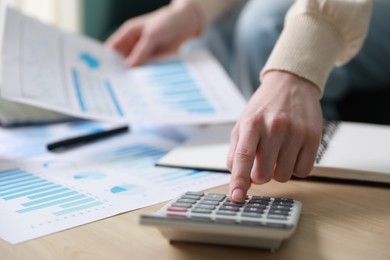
[143,59,215,115]
[72,68,125,117]
[0,168,105,217]
[86,142,221,190]
[89,143,167,170]
[0,131,230,244]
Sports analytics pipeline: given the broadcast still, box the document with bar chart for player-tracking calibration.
[2,8,246,125]
[0,122,229,244]
[0,124,229,244]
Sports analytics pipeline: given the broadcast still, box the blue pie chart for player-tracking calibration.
[80,52,100,69]
[110,184,145,196]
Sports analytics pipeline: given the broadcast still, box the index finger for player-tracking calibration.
[229,126,260,202]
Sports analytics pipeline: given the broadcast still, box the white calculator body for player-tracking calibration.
[139,191,302,251]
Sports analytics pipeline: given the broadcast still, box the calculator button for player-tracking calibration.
[194,204,216,210]
[167,206,188,212]
[171,202,193,208]
[199,200,220,206]
[185,191,205,196]
[243,207,265,213]
[251,196,271,200]
[241,212,264,218]
[204,193,226,201]
[271,201,293,207]
[191,208,213,214]
[270,205,292,210]
[267,214,288,220]
[216,210,238,216]
[249,199,270,205]
[226,196,248,203]
[219,205,241,211]
[245,203,268,209]
[176,198,197,204]
[181,195,202,200]
[222,201,244,207]
[273,198,294,203]
[268,209,290,215]
[252,200,270,205]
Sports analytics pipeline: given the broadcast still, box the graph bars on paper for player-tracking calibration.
[143,59,215,115]
[0,168,105,216]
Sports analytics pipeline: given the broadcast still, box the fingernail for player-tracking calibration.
[232,188,245,202]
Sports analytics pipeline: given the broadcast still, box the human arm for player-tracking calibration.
[261,0,373,93]
[228,0,373,202]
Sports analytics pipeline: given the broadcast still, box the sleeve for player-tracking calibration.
[173,0,244,32]
[260,0,373,94]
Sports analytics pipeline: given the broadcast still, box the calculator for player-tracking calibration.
[139,191,302,251]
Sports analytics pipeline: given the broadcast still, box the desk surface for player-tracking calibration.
[1,179,389,260]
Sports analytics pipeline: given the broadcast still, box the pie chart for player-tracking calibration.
[110,184,145,196]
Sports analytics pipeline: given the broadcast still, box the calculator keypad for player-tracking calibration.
[165,191,295,228]
[140,191,302,250]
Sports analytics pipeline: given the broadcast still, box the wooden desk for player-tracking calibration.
[1,180,389,260]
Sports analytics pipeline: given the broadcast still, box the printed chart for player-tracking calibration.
[0,129,229,244]
[0,168,105,216]
[2,8,246,124]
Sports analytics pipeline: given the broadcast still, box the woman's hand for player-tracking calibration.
[105,1,202,66]
[227,70,323,202]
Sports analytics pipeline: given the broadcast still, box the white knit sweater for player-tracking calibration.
[175,0,372,94]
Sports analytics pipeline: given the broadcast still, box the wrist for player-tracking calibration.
[170,0,204,37]
[262,70,322,99]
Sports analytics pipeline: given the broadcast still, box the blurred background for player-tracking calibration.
[6,0,169,41]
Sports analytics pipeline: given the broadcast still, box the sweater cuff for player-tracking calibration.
[260,14,343,95]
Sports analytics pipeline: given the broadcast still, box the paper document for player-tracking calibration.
[1,8,246,124]
[157,122,390,183]
[0,123,229,244]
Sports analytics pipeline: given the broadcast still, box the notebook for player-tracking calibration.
[157,121,390,184]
